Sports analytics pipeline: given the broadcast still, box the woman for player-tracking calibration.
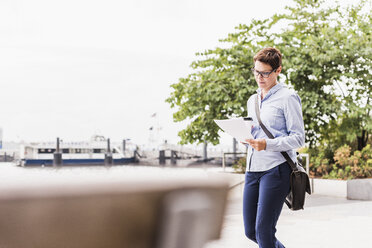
[243,47,305,248]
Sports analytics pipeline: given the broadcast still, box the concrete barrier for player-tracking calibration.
[311,178,372,200]
[205,171,371,202]
[347,178,372,200]
[311,178,347,198]
[0,175,229,248]
[218,173,354,200]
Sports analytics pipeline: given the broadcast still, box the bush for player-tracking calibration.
[233,145,372,179]
[308,145,333,178]
[312,144,372,179]
[232,157,246,174]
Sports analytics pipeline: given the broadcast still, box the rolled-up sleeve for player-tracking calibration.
[265,94,305,152]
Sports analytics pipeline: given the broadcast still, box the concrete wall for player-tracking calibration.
[221,174,372,201]
[0,176,229,248]
[311,178,372,200]
[311,178,347,198]
[347,179,372,200]
[221,175,350,200]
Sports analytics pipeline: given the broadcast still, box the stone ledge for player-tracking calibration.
[218,173,372,201]
[311,178,347,198]
[223,174,349,200]
[0,174,230,248]
[312,178,372,200]
[347,178,372,200]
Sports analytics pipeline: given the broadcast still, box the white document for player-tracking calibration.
[214,117,254,143]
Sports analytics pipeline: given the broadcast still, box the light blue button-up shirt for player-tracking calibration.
[246,82,305,172]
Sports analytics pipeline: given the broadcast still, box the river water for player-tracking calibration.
[0,162,231,188]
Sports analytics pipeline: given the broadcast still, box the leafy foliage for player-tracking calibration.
[308,144,372,179]
[166,0,371,149]
[233,144,372,178]
[232,157,247,174]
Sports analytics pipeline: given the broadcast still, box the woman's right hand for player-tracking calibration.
[244,139,266,151]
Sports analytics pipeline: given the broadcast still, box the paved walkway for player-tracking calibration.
[204,194,372,248]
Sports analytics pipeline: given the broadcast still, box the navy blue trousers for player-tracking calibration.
[243,162,291,248]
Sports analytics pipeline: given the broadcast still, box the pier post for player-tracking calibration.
[232,138,237,161]
[122,139,126,154]
[104,138,113,165]
[159,150,165,165]
[170,150,177,166]
[53,137,62,166]
[203,142,207,162]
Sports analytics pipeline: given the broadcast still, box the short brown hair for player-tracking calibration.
[253,47,282,70]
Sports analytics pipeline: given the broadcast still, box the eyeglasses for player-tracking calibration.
[251,68,276,78]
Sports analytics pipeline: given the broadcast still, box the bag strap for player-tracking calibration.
[254,94,298,172]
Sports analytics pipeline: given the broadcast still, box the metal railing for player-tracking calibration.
[222,152,247,171]
[299,153,310,174]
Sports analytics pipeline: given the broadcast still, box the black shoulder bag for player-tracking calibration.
[254,94,311,210]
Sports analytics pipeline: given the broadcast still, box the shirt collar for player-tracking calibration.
[256,82,283,99]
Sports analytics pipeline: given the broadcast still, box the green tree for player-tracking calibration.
[166,0,371,149]
[330,2,372,151]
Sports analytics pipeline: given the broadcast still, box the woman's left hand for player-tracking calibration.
[245,139,266,151]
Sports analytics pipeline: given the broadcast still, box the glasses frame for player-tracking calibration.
[251,68,277,78]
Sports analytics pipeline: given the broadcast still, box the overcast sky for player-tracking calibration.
[0,0,358,146]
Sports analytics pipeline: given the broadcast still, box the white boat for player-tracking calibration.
[18,135,138,166]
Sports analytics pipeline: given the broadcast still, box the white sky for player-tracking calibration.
[0,0,359,146]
